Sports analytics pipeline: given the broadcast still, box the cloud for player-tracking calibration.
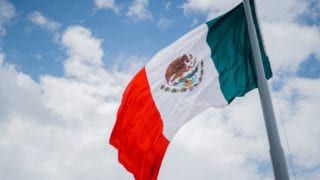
[256,0,307,23]
[298,0,320,25]
[262,22,320,74]
[0,25,134,179]
[275,77,320,169]
[112,52,147,74]
[61,26,104,80]
[1,0,320,179]
[0,22,155,179]
[94,0,120,13]
[0,0,16,36]
[157,17,174,31]
[127,0,152,21]
[182,0,240,20]
[28,11,61,31]
[0,53,61,126]
[181,0,306,22]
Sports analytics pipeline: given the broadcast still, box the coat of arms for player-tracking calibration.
[160,54,204,93]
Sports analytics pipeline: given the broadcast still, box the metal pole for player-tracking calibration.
[242,0,290,179]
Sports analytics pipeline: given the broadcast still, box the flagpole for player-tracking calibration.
[242,0,290,179]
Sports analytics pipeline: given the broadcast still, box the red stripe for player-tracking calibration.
[110,67,169,180]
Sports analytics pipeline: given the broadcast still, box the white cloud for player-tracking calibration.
[157,17,174,31]
[181,0,306,22]
[256,0,307,23]
[0,0,16,36]
[113,52,147,74]
[127,0,152,21]
[299,0,320,25]
[275,77,320,169]
[0,53,61,126]
[1,0,320,179]
[28,11,61,31]
[182,0,240,20]
[62,26,103,66]
[94,0,114,8]
[62,26,104,80]
[0,26,133,179]
[94,0,120,13]
[262,22,320,74]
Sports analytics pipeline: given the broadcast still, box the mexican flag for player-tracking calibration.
[110,1,272,179]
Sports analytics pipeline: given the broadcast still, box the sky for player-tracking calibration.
[0,0,319,179]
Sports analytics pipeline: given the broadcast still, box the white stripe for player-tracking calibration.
[145,24,228,140]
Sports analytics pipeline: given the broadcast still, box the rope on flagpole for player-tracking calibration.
[273,77,297,180]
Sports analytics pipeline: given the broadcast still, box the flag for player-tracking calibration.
[110,1,272,179]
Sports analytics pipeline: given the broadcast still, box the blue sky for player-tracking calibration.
[2,0,205,79]
[0,0,320,179]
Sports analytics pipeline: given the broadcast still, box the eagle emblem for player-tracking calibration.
[160,54,204,93]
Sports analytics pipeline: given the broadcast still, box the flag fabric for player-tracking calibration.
[110,1,272,179]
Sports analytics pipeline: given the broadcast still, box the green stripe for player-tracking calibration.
[206,0,272,103]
